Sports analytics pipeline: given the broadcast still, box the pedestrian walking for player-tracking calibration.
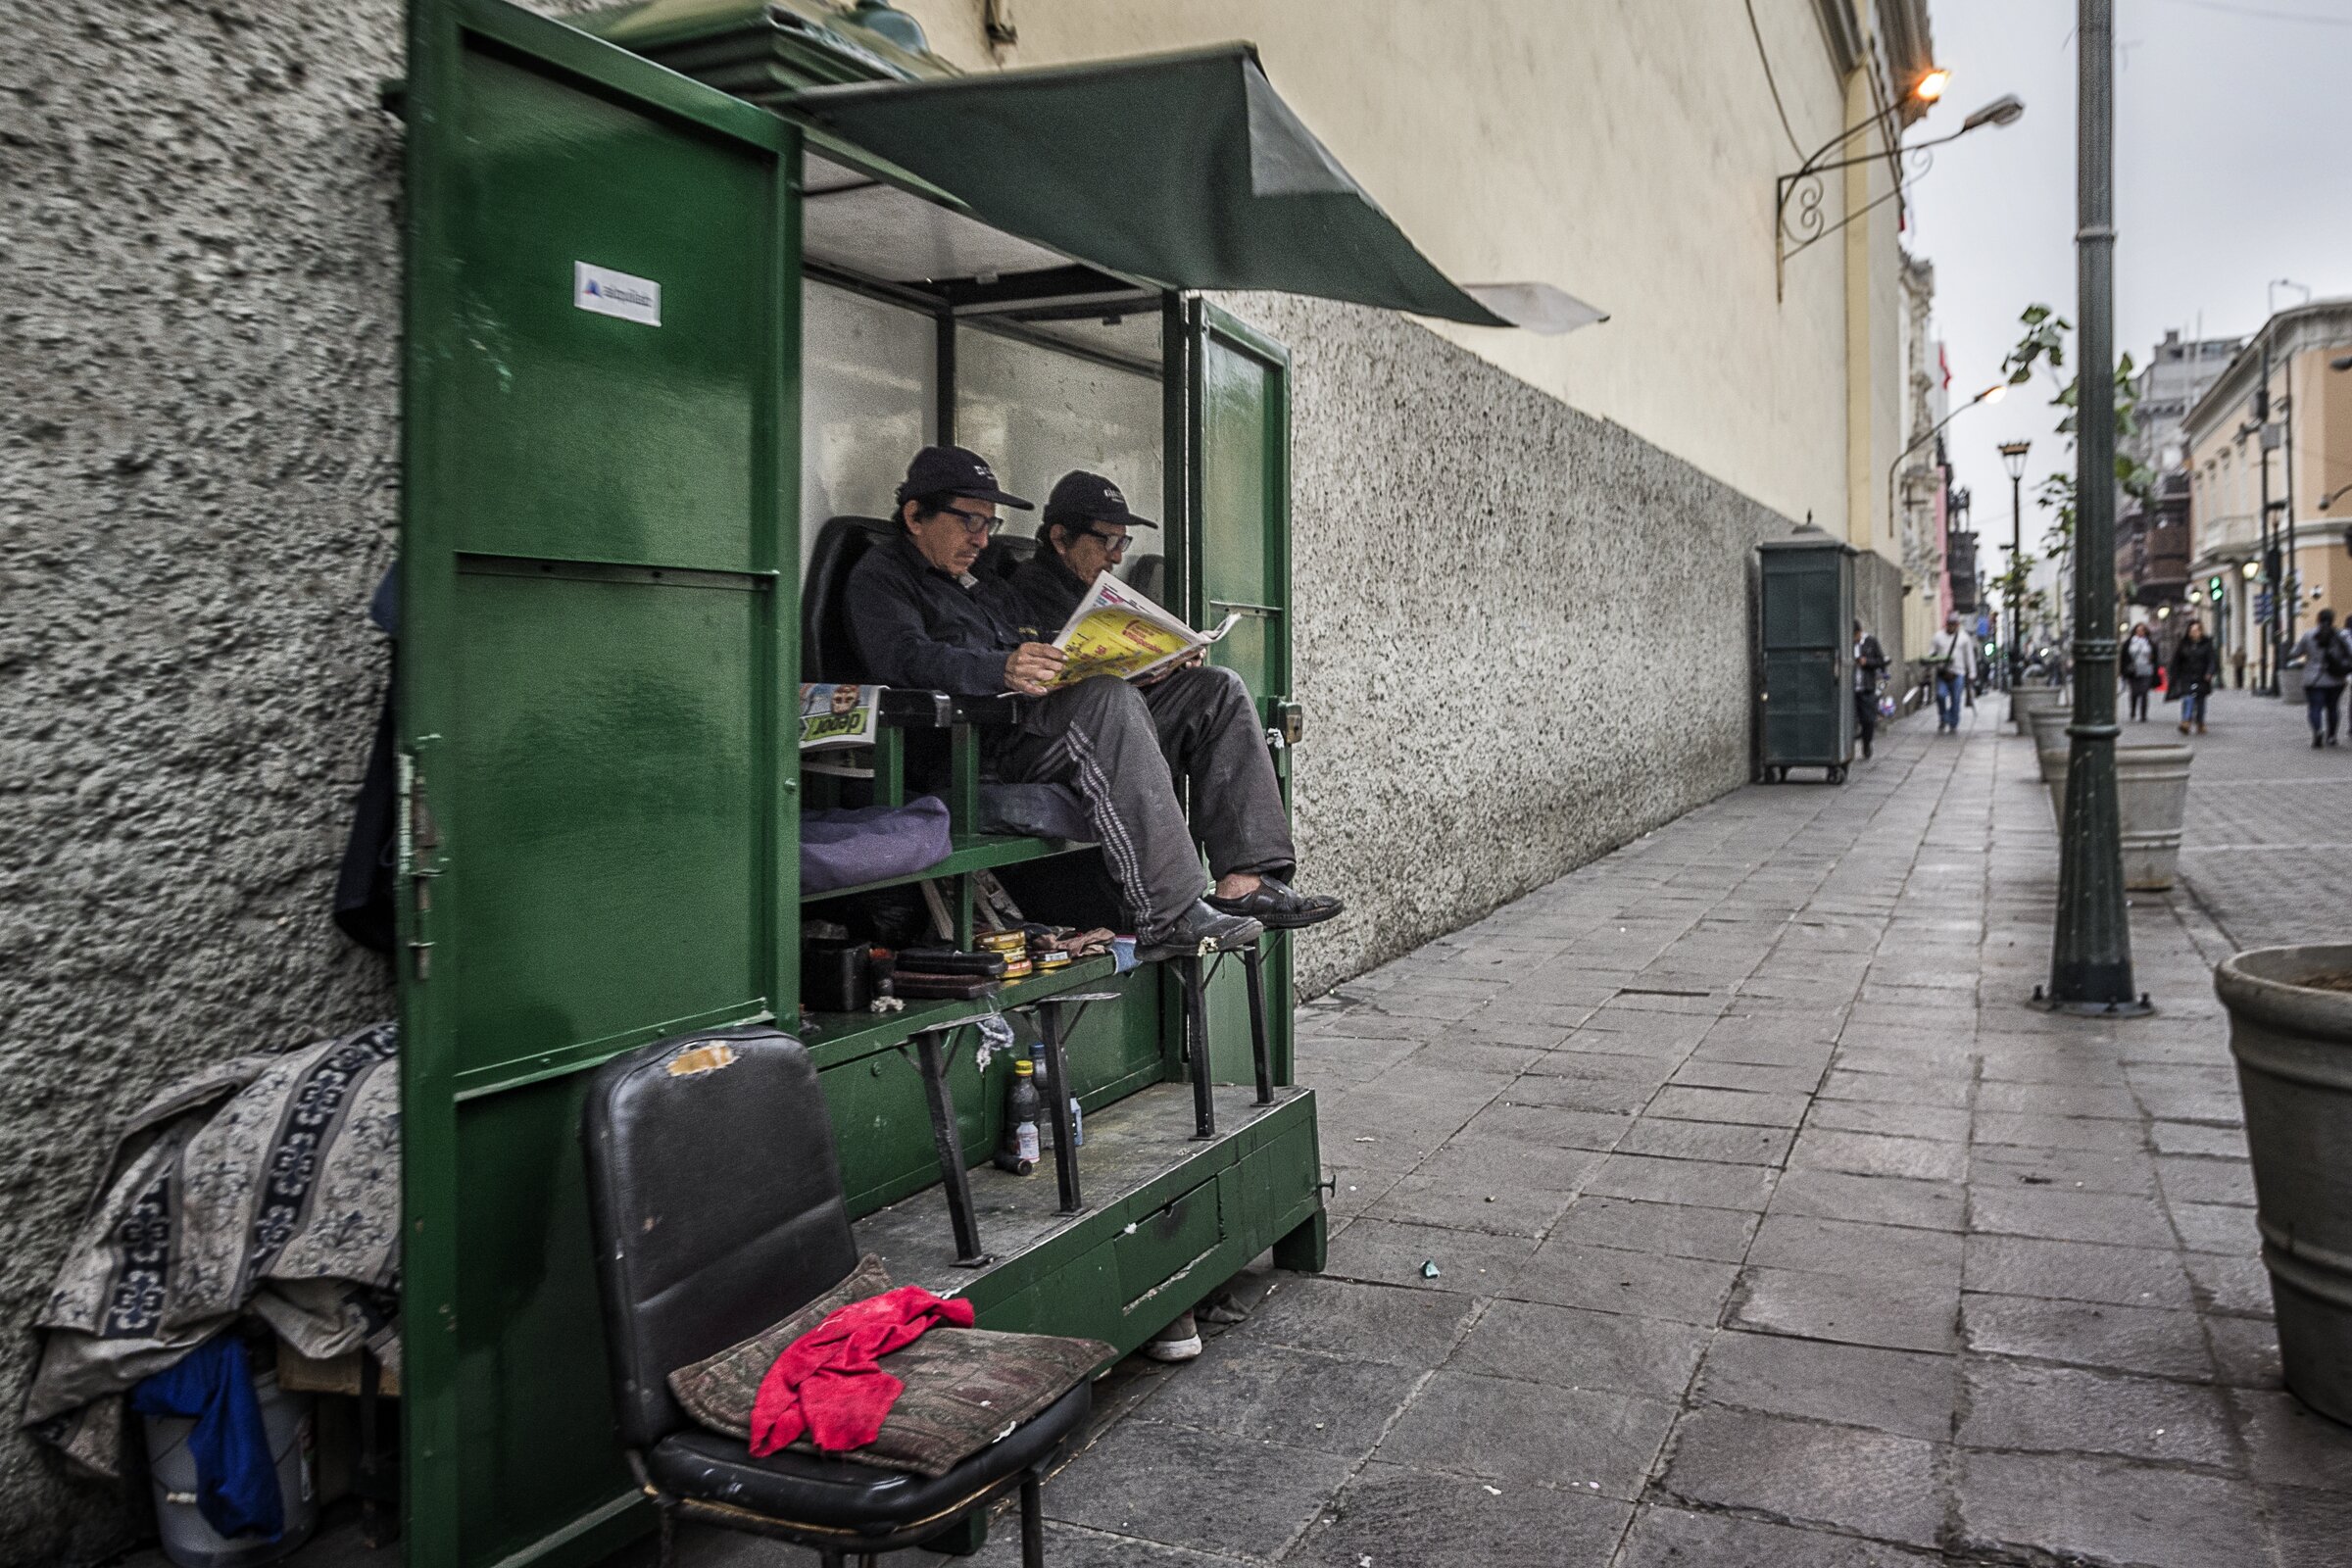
[2122,623,2159,722]
[2169,617,2217,735]
[1926,612,1977,733]
[1852,618,1889,760]
[2289,608,2352,748]
[2231,645,2247,690]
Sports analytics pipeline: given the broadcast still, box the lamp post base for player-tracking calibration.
[2029,982,2156,1018]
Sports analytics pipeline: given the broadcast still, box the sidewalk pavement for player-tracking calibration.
[680,690,2352,1568]
[2173,683,2352,954]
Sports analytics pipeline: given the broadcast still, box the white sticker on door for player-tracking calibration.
[573,262,662,326]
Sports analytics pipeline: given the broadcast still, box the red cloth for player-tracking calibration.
[748,1286,975,1457]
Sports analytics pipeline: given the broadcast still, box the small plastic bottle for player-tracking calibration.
[996,1058,1043,1175]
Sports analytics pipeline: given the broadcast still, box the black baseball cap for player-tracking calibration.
[1043,469,1157,531]
[897,445,1033,511]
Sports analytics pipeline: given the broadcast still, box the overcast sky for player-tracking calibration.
[1906,0,2352,565]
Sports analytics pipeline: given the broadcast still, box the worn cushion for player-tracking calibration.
[668,1255,1110,1479]
[646,1383,1091,1537]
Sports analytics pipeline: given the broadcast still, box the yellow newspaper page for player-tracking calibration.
[1047,573,1228,687]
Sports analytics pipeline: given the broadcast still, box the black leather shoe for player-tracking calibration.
[1203,875,1343,931]
[1137,900,1264,962]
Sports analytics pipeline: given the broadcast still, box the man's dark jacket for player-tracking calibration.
[1008,549,1089,636]
[846,532,1029,697]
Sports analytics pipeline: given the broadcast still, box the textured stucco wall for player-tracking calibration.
[1214,294,1792,997]
[0,5,407,1559]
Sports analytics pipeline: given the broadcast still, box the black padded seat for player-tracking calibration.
[803,516,897,683]
[972,531,1038,584]
[644,1385,1089,1534]
[1122,553,1165,605]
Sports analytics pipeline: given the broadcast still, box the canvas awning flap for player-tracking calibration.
[787,44,1600,333]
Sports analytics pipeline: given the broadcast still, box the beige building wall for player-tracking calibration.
[902,0,1932,550]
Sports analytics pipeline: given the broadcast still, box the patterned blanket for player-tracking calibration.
[22,1023,402,1478]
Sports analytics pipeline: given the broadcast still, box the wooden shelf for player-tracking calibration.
[802,833,1090,905]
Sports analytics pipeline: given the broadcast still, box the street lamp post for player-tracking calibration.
[2000,439,2033,690]
[1886,386,2006,621]
[2043,0,2147,1015]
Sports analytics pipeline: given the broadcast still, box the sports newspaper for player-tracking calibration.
[1046,572,1241,687]
[798,683,879,751]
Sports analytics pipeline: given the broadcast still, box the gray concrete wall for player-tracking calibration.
[0,15,1788,1559]
[1,5,406,1559]
[1217,295,1793,997]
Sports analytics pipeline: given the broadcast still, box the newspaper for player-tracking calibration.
[799,683,879,751]
[1046,572,1240,687]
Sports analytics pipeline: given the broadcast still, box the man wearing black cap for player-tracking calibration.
[847,450,1341,960]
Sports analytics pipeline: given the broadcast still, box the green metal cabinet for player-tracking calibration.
[396,6,1324,1565]
[1756,529,1858,784]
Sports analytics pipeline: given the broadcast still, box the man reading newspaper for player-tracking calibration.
[846,450,1341,962]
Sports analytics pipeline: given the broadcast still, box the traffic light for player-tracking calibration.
[2210,575,2225,598]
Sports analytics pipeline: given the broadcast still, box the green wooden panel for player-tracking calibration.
[400,5,798,1565]
[443,45,771,572]
[1187,304,1296,1086]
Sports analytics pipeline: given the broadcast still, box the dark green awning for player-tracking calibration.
[786,45,1601,334]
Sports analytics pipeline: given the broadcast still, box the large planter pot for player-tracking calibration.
[2029,705,2073,782]
[2282,664,2308,705]
[2217,945,2352,1426]
[2116,743,2191,889]
[2012,685,2064,735]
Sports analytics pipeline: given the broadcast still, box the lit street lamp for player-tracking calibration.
[2000,439,2033,690]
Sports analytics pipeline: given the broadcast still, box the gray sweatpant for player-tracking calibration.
[992,667,1295,936]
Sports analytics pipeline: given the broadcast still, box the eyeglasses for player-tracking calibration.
[1081,527,1132,557]
[934,507,1004,538]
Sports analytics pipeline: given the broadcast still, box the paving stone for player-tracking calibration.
[2157,1153,2257,1208]
[1615,1115,1793,1167]
[1817,1067,1974,1109]
[1788,1128,1968,1183]
[1412,1136,1611,1196]
[1747,1213,1961,1283]
[1668,1058,1826,1096]
[1582,1152,1776,1211]
[1973,1109,2149,1152]
[1729,1265,1958,1353]
[2151,1120,2249,1158]
[1804,1098,1971,1143]
[1136,1339,1424,1457]
[1956,1450,2264,1568]
[1457,1102,1638,1153]
[1364,1173,1577,1239]
[1974,1080,2142,1119]
[2263,1484,2352,1568]
[1646,1085,1812,1128]
[2230,1388,2352,1491]
[1696,1330,1956,1442]
[1230,1275,1474,1368]
[1960,1235,2194,1309]
[1040,1417,1355,1558]
[2207,1313,2284,1391]
[1493,1072,1657,1115]
[1447,1297,1709,1401]
[1324,1217,1536,1295]
[1769,1166,1966,1232]
[1615,1504,1943,1567]
[1970,1187,2177,1248]
[931,1519,1246,1568]
[1287,1460,1632,1568]
[1690,1034,1840,1070]
[2184,1251,2275,1317]
[1547,1196,1758,1264]
[1959,1360,2236,1466]
[1972,1145,2159,1196]
[1507,1239,1740,1325]
[1659,1404,1946,1548]
[1376,1369,1675,1499]
[1961,1294,2215,1380]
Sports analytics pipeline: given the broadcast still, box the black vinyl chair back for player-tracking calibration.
[1122,553,1166,606]
[802,516,897,684]
[972,531,1037,585]
[581,1026,858,1451]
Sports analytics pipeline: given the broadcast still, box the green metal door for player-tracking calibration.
[1182,302,1296,1085]
[398,5,799,1565]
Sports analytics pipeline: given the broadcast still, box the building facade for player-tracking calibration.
[2184,300,2352,680]
[4,0,1941,1554]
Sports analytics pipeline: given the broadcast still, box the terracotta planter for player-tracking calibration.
[2282,664,2308,705]
[2028,705,2072,783]
[2116,743,2191,890]
[2217,945,2352,1426]
[2011,685,2064,736]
